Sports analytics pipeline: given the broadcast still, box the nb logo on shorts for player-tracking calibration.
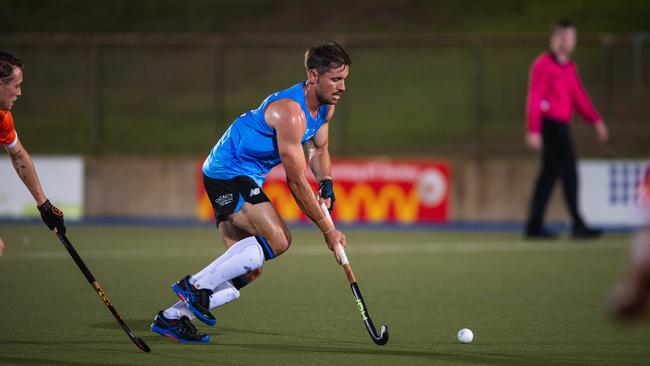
[250,188,261,197]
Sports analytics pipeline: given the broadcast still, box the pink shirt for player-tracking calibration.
[526,52,601,133]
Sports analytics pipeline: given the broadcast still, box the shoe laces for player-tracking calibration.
[182,279,200,302]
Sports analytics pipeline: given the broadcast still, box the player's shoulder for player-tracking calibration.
[265,98,306,129]
[0,109,17,146]
[267,98,304,118]
[0,109,13,127]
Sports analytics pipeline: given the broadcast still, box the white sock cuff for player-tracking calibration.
[209,281,241,309]
[163,301,194,320]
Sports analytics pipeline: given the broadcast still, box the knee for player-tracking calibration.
[267,228,291,256]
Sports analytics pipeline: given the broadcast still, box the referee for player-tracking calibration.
[524,20,609,239]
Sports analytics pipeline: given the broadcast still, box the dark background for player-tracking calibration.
[4,0,650,33]
[1,0,648,158]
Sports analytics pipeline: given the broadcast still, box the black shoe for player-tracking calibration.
[524,227,558,240]
[572,226,603,239]
[150,311,210,343]
[172,276,216,326]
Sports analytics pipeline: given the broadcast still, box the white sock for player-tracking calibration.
[163,301,193,320]
[162,281,241,320]
[190,236,264,290]
[209,281,240,309]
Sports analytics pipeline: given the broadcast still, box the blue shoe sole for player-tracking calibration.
[150,323,210,343]
[171,283,217,327]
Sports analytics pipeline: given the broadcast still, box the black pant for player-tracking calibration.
[526,118,585,231]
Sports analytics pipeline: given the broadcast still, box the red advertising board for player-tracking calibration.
[197,159,450,224]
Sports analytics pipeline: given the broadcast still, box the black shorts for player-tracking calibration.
[203,174,270,225]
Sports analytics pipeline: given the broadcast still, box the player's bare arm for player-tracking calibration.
[306,106,336,209]
[266,99,346,259]
[306,113,333,182]
[5,140,47,206]
[6,141,66,234]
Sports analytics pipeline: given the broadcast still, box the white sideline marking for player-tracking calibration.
[6,241,626,260]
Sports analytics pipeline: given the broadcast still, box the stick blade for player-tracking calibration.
[133,337,151,353]
[373,325,389,346]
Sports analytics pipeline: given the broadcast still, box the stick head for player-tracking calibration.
[372,325,389,346]
[134,337,151,353]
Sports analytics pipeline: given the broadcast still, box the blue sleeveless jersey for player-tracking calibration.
[202,82,329,186]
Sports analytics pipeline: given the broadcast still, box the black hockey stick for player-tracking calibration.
[56,232,151,353]
[320,204,389,346]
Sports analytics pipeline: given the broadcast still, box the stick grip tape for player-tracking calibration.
[320,202,349,266]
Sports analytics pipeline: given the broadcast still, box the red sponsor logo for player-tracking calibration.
[198,159,450,224]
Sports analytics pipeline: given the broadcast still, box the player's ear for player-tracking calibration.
[307,69,319,84]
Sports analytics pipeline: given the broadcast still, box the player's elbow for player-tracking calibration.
[285,169,307,189]
[309,144,328,160]
[283,174,300,194]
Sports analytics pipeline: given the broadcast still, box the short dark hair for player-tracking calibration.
[551,19,575,34]
[0,51,23,82]
[304,41,351,74]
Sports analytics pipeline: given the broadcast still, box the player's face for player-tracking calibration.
[551,27,577,56]
[0,67,23,110]
[315,64,349,105]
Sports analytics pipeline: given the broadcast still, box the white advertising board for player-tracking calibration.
[0,156,84,219]
[579,160,649,226]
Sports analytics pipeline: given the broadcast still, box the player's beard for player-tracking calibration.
[316,88,340,105]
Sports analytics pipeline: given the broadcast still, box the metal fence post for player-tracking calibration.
[334,34,349,157]
[90,42,104,155]
[633,32,649,99]
[210,37,226,134]
[472,41,486,159]
[600,34,614,124]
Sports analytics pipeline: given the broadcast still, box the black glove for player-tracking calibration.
[38,199,66,234]
[318,179,335,212]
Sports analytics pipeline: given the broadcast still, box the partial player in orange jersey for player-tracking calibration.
[0,51,66,250]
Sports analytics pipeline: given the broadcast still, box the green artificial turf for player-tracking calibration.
[1,224,649,365]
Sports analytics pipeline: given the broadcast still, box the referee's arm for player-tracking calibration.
[569,66,609,143]
[525,60,550,150]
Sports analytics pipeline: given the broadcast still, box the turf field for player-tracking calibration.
[1,224,649,366]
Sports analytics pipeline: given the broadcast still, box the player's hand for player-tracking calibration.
[526,132,542,151]
[319,178,336,211]
[323,229,346,263]
[595,121,609,143]
[38,199,66,235]
[0,237,4,258]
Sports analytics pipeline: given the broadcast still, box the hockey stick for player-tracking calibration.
[56,232,151,353]
[320,203,389,346]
